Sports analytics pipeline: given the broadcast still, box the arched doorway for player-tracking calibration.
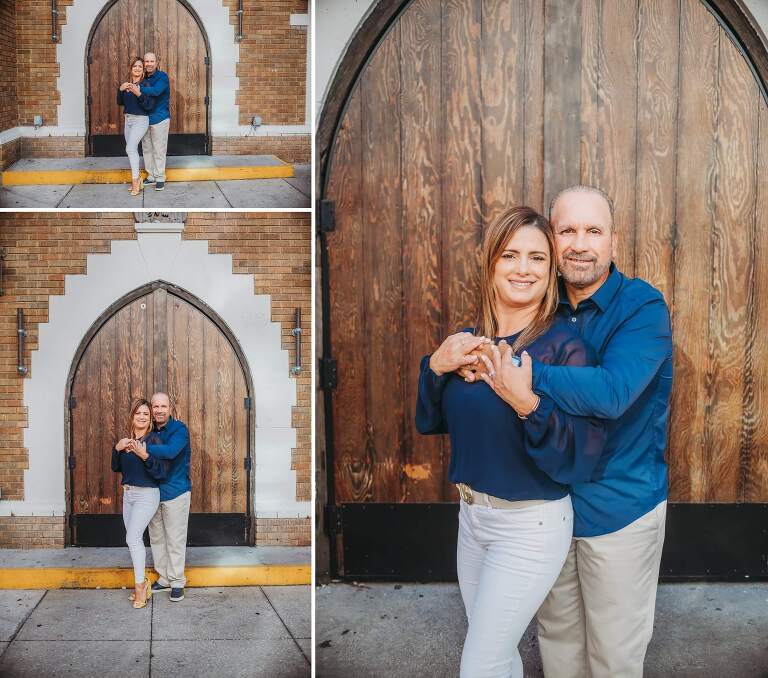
[86,0,211,156]
[319,0,768,579]
[66,282,252,546]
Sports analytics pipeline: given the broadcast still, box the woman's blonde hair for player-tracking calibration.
[127,56,145,82]
[475,206,559,354]
[125,398,152,439]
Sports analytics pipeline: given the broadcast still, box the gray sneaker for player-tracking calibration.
[169,587,184,601]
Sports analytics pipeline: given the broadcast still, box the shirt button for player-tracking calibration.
[571,317,577,323]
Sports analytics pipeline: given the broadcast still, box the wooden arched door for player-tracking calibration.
[321,0,768,579]
[87,0,210,156]
[68,284,252,546]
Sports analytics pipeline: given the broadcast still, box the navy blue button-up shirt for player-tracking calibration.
[140,70,170,126]
[532,264,673,537]
[145,417,192,502]
[416,319,607,500]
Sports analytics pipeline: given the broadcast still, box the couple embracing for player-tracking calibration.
[111,393,192,609]
[116,52,171,195]
[418,185,673,678]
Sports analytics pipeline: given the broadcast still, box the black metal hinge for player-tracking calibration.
[204,56,210,66]
[69,396,76,410]
[325,504,343,536]
[87,55,93,65]
[68,456,76,469]
[318,199,336,233]
[244,457,252,471]
[204,96,210,106]
[320,356,337,391]
[244,396,252,410]
[87,95,92,105]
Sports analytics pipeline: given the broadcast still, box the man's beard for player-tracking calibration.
[559,252,610,289]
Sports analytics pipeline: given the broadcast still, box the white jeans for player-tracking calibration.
[123,114,149,180]
[458,495,573,678]
[122,485,160,584]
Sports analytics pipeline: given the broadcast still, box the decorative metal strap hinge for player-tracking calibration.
[318,199,336,233]
[320,357,337,391]
[325,504,343,536]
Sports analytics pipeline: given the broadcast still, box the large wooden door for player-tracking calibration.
[69,286,251,546]
[87,0,209,156]
[322,0,768,578]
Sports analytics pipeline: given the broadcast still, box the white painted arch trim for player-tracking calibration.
[0,232,309,519]
[56,0,242,136]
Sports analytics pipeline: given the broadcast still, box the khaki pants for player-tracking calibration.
[141,117,170,182]
[537,501,667,678]
[149,490,190,588]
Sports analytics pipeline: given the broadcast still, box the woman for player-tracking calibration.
[416,206,606,678]
[117,57,154,196]
[112,398,168,608]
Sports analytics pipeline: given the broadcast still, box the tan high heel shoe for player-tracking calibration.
[132,578,152,609]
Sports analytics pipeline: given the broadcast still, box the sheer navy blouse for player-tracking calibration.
[111,432,169,487]
[416,317,607,501]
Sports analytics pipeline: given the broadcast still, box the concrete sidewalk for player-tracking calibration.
[0,586,310,677]
[0,165,311,208]
[315,582,768,677]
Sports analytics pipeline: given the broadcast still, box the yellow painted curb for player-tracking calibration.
[1,164,294,186]
[0,564,310,589]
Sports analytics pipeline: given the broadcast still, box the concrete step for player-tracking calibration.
[1,154,294,185]
[0,546,310,589]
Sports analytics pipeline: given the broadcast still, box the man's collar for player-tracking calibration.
[154,416,174,432]
[558,263,621,312]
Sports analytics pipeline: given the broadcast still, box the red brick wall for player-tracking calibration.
[0,213,310,548]
[211,135,310,163]
[0,0,18,133]
[224,0,309,125]
[15,0,74,127]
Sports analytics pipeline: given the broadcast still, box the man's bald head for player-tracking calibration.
[549,185,615,232]
[143,53,158,74]
[151,392,171,426]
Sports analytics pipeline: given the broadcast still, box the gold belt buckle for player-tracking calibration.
[457,483,474,505]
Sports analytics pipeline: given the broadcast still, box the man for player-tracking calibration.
[129,392,191,602]
[126,52,170,191]
[466,186,672,677]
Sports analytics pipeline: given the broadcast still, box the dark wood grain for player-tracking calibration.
[634,0,679,305]
[668,0,719,502]
[89,0,207,140]
[543,0,582,208]
[746,102,768,501]
[323,0,768,510]
[482,0,525,221]
[400,0,445,502]
[706,26,759,501]
[70,288,249,522]
[579,0,600,190]
[361,24,404,503]
[523,0,545,211]
[326,89,371,504]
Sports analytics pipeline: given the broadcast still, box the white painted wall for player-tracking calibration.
[315,0,768,125]
[315,0,377,121]
[0,230,309,520]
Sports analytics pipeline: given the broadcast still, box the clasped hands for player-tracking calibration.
[429,332,539,417]
[115,438,149,460]
[119,82,142,96]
